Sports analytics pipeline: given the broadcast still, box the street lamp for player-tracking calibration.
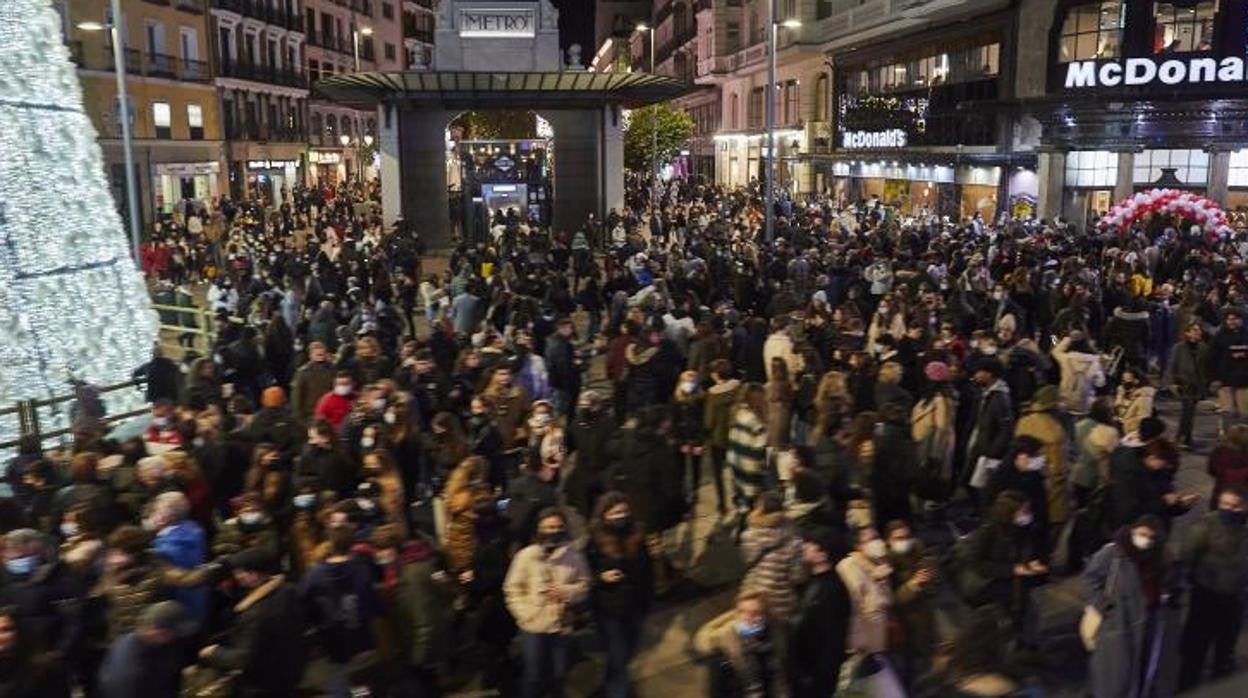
[765,2,801,244]
[78,0,141,262]
[352,25,374,72]
[636,22,659,214]
[363,134,374,147]
[339,134,352,147]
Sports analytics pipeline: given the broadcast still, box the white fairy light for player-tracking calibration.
[0,0,157,442]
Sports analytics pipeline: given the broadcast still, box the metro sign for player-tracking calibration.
[459,8,536,38]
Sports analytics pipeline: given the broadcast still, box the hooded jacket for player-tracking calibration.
[503,542,590,635]
[739,511,806,618]
[704,379,741,449]
[1052,336,1106,415]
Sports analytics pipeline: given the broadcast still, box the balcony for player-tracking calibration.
[403,0,435,11]
[656,23,698,65]
[218,59,307,88]
[212,0,300,29]
[147,53,178,79]
[76,46,213,83]
[227,120,306,143]
[174,0,205,12]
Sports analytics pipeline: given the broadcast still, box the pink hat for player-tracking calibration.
[924,361,950,382]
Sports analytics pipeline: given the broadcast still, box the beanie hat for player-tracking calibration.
[924,361,950,382]
[261,386,286,408]
[1139,417,1166,442]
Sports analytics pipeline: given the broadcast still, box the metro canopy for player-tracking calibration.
[1063,55,1246,89]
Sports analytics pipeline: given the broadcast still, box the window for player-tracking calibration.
[187,104,204,140]
[179,27,199,60]
[152,101,172,139]
[385,43,396,61]
[1229,150,1248,187]
[382,2,394,19]
[1058,1,1124,62]
[748,87,764,129]
[1065,150,1118,188]
[729,93,740,129]
[146,21,166,55]
[783,80,800,125]
[726,22,740,52]
[817,0,834,19]
[814,74,829,121]
[1154,1,1217,54]
[1133,149,1209,185]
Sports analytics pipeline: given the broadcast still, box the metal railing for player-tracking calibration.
[217,59,308,88]
[152,301,217,354]
[0,379,148,453]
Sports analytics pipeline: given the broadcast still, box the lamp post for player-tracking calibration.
[352,25,373,72]
[339,133,353,183]
[765,1,801,245]
[637,23,658,213]
[78,0,141,262]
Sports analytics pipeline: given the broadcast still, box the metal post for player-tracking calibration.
[650,30,658,213]
[111,0,141,261]
[353,29,361,72]
[764,0,777,245]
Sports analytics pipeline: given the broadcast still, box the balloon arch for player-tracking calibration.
[1096,188,1233,238]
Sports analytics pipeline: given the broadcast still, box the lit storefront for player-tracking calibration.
[809,13,1038,221]
[244,159,300,208]
[152,161,221,214]
[1020,0,1248,222]
[308,149,347,185]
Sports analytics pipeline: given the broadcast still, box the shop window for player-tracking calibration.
[152,101,172,139]
[1058,1,1124,62]
[1065,150,1118,188]
[187,104,203,140]
[1228,150,1248,187]
[1133,149,1209,185]
[1154,1,1217,54]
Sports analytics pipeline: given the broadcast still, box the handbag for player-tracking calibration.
[1080,555,1121,651]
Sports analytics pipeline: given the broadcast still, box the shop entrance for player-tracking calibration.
[1064,189,1114,226]
[449,111,554,244]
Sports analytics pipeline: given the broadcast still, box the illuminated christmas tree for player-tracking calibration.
[0,0,157,437]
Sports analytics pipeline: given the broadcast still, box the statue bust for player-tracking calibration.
[565,44,583,70]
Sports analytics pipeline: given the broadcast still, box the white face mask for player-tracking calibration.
[862,539,887,560]
[889,539,913,555]
[1014,512,1034,527]
[681,381,698,395]
[360,437,375,450]
[334,385,352,396]
[1026,455,1047,472]
[383,411,397,425]
[1132,532,1155,551]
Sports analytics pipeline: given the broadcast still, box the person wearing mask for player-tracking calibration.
[983,436,1052,549]
[298,419,357,498]
[0,529,84,690]
[836,526,895,662]
[1167,322,1208,449]
[1014,385,1070,529]
[97,601,193,698]
[299,522,380,698]
[739,493,807,621]
[314,371,357,432]
[885,520,938,684]
[503,508,590,698]
[1205,424,1248,505]
[146,491,209,624]
[703,359,741,516]
[966,358,1014,504]
[1178,485,1248,689]
[1072,398,1121,509]
[672,371,708,507]
[505,438,563,547]
[565,390,614,518]
[195,547,305,697]
[960,491,1047,640]
[727,383,769,532]
[1110,436,1199,533]
[693,590,790,698]
[1083,515,1180,698]
[291,340,336,427]
[788,528,850,698]
[586,493,653,698]
[1209,307,1248,437]
[443,456,492,576]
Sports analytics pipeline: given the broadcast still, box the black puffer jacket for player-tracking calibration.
[203,575,304,697]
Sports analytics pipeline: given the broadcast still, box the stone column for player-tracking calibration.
[1208,149,1231,205]
[548,110,604,235]
[377,104,403,229]
[398,106,451,249]
[601,106,625,215]
[1036,150,1065,221]
[1114,151,1135,204]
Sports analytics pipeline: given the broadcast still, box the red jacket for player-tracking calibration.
[314,391,354,431]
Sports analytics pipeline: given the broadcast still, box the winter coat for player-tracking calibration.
[1207,444,1248,504]
[442,462,492,571]
[565,410,615,516]
[504,474,559,546]
[91,556,220,641]
[622,344,661,413]
[606,425,686,532]
[1015,407,1070,524]
[1084,542,1180,698]
[836,553,894,655]
[1052,337,1106,415]
[97,631,182,698]
[704,380,742,450]
[1166,340,1208,397]
[693,611,790,698]
[586,526,654,618]
[390,550,455,668]
[299,556,380,663]
[763,332,803,382]
[1109,445,1188,531]
[1209,325,1248,387]
[672,390,707,446]
[0,561,85,660]
[912,393,955,478]
[1115,386,1156,435]
[984,465,1051,547]
[203,575,305,697]
[788,570,850,698]
[503,542,590,635]
[1181,510,1248,596]
[727,407,768,510]
[765,383,792,448]
[544,334,581,394]
[968,379,1015,469]
[1072,418,1121,491]
[297,444,357,498]
[313,390,354,431]
[151,520,208,622]
[871,420,916,525]
[739,512,807,618]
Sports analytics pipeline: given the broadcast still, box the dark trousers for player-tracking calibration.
[1178,395,1199,445]
[1180,586,1244,689]
[520,631,570,698]
[709,446,728,513]
[597,613,642,698]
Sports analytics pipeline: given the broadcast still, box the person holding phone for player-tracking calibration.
[586,492,653,698]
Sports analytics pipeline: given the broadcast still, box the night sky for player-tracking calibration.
[551,0,595,52]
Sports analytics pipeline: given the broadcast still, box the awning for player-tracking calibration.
[314,71,700,110]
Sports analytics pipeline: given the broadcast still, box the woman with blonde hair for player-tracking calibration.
[810,370,851,443]
[443,456,492,573]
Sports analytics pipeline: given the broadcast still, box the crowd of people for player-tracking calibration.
[5,172,1248,698]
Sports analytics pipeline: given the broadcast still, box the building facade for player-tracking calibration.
[1015,0,1248,223]
[402,0,436,69]
[59,0,225,229]
[209,0,308,206]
